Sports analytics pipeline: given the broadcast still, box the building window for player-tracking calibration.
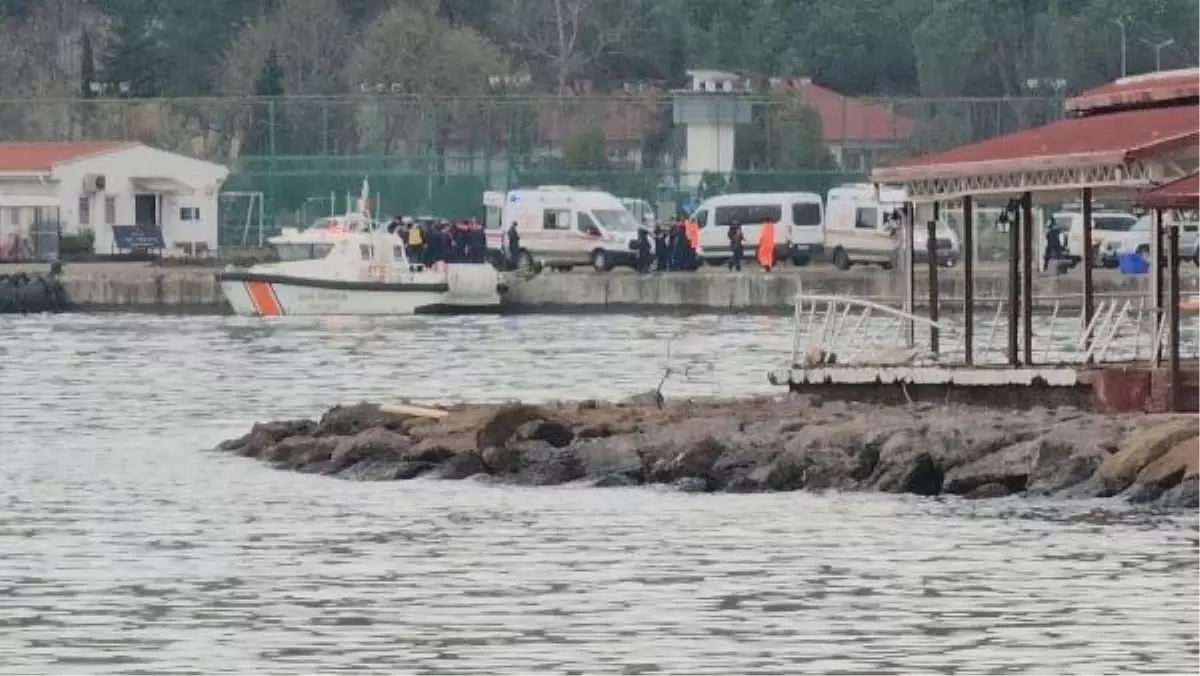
[180,207,200,222]
[78,196,91,226]
[104,196,117,225]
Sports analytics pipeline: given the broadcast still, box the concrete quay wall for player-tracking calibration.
[0,262,1187,315]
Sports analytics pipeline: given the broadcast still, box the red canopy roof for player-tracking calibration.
[873,103,1198,182]
[1139,173,1199,209]
[1067,68,1199,115]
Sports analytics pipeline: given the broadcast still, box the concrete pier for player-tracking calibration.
[0,261,1192,315]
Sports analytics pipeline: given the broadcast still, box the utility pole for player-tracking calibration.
[1113,17,1128,77]
[1141,37,1175,71]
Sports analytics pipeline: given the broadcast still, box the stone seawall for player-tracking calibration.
[213,398,1200,507]
[0,262,1185,314]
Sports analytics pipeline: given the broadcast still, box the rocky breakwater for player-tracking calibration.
[214,396,1200,507]
[0,268,68,313]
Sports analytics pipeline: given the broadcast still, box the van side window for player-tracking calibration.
[792,203,821,226]
[693,210,708,228]
[543,209,570,230]
[714,206,743,226]
[854,207,878,230]
[747,205,782,223]
[577,212,600,235]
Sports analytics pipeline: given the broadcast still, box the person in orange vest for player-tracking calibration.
[684,218,701,270]
[757,220,776,271]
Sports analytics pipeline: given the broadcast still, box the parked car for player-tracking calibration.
[1113,215,1200,264]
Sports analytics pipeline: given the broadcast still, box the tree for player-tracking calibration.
[79,28,95,98]
[345,1,510,156]
[246,47,285,156]
[496,0,641,94]
[562,125,610,171]
[101,0,165,97]
[736,96,834,172]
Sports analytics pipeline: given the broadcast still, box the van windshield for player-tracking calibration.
[593,209,639,231]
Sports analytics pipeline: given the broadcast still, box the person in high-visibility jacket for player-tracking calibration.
[684,218,701,270]
[406,221,425,261]
[757,221,776,271]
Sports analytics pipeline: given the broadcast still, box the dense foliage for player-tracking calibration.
[0,0,1195,101]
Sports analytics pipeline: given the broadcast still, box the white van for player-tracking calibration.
[483,186,642,271]
[688,192,824,265]
[825,183,960,269]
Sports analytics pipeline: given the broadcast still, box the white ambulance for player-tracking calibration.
[483,186,643,271]
[824,183,960,269]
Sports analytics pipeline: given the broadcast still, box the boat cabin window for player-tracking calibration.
[360,244,374,260]
[543,208,570,230]
[274,242,335,261]
[855,207,878,229]
[577,212,601,236]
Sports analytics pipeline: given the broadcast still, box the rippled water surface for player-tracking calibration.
[1,314,1197,674]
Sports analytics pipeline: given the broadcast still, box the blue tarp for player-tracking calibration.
[1118,252,1149,275]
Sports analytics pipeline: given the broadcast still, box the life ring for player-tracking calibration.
[367,263,386,281]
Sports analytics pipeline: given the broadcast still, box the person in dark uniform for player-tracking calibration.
[670,219,688,271]
[635,225,652,273]
[727,221,745,271]
[506,221,521,269]
[653,222,669,272]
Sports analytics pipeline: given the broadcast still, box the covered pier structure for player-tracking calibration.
[772,68,1199,412]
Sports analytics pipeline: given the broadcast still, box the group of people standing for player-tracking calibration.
[385,216,489,266]
[632,217,777,273]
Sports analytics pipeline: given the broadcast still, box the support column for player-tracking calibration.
[1153,208,1165,365]
[1007,199,1020,366]
[928,202,940,355]
[1081,187,1095,359]
[1167,224,1181,412]
[904,202,915,347]
[962,196,975,365]
[1021,192,1034,366]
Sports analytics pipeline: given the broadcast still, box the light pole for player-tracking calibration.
[1141,37,1175,71]
[1113,17,1128,77]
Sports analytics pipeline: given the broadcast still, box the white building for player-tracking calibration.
[0,141,228,257]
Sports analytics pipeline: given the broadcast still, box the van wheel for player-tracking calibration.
[591,249,611,272]
[832,247,850,270]
[517,250,535,272]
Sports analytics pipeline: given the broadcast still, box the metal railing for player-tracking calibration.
[789,293,1199,368]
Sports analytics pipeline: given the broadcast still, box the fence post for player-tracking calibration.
[267,98,277,233]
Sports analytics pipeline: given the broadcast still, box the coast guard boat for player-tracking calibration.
[218,181,505,316]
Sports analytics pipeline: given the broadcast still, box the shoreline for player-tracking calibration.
[3,261,1190,316]
[213,396,1199,508]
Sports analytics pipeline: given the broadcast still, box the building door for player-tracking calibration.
[134,194,158,226]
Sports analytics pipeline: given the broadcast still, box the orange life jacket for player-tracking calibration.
[757,221,776,268]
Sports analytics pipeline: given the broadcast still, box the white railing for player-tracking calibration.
[789,293,1199,368]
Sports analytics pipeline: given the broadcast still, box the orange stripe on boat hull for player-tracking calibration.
[244,281,283,316]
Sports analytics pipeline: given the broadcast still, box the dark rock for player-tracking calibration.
[746,452,807,491]
[649,435,725,483]
[480,444,520,474]
[335,458,424,481]
[317,403,413,437]
[1156,476,1199,509]
[514,419,574,448]
[326,427,412,474]
[1123,482,1165,505]
[1025,433,1110,496]
[438,453,486,480]
[942,440,1038,495]
[268,436,340,471]
[869,431,943,496]
[592,473,640,488]
[239,419,316,457]
[963,482,1011,500]
[514,441,584,486]
[408,433,474,462]
[573,437,645,483]
[673,477,711,493]
[476,403,550,449]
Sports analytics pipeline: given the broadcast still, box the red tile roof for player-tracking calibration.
[1067,68,1200,116]
[771,78,916,143]
[1139,173,1199,209]
[873,103,1198,182]
[0,141,132,173]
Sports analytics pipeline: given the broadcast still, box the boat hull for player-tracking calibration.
[218,271,501,316]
